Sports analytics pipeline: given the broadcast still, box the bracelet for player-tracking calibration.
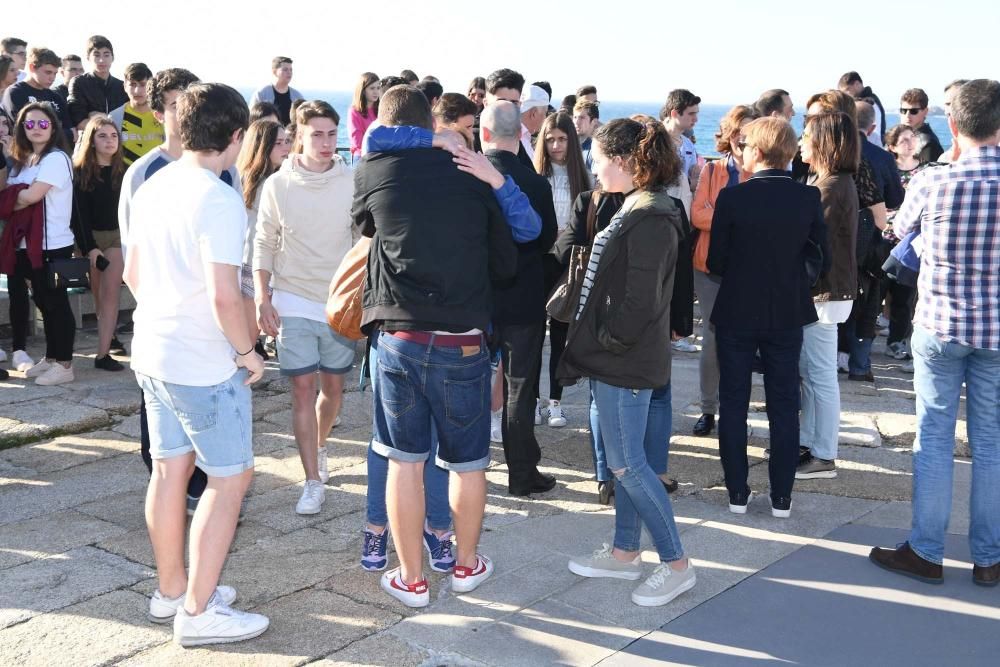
[237,346,254,357]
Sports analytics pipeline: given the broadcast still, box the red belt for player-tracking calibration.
[387,331,483,347]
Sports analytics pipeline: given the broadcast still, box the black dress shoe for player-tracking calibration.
[597,480,614,505]
[509,472,557,496]
[869,542,943,584]
[109,336,127,355]
[662,477,679,493]
[693,414,715,436]
[973,562,1000,587]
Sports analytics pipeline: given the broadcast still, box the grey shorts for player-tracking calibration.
[277,316,356,376]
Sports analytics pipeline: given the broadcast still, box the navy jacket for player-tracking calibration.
[707,170,830,331]
[861,134,905,209]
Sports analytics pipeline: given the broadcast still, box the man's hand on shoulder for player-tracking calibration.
[453,146,505,190]
[431,129,467,156]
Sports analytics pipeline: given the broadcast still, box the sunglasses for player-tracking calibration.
[899,108,925,115]
[24,119,51,130]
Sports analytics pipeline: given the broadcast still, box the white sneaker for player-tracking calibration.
[381,568,430,608]
[490,410,503,443]
[172,591,269,647]
[534,400,543,426]
[148,585,237,624]
[295,480,325,515]
[837,352,850,373]
[631,562,697,607]
[317,446,329,484]
[569,543,642,581]
[12,350,34,373]
[547,400,567,428]
[333,415,342,428]
[671,338,698,353]
[452,554,494,593]
[901,360,914,374]
[35,363,74,386]
[24,358,51,378]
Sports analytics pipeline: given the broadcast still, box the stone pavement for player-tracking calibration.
[0,322,986,666]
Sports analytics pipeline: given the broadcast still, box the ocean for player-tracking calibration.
[249,89,953,157]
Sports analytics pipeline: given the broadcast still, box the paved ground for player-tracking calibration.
[0,317,987,666]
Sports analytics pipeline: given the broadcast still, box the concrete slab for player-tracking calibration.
[0,398,111,448]
[314,631,431,667]
[0,546,152,629]
[0,509,127,570]
[0,430,137,474]
[606,524,997,667]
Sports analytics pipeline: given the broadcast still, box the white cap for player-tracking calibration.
[520,85,550,112]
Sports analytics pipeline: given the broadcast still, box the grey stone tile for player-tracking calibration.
[317,631,431,666]
[0,430,137,474]
[0,546,153,629]
[0,589,168,666]
[0,509,127,570]
[76,489,147,531]
[0,398,111,447]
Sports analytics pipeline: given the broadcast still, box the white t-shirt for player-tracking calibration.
[7,150,75,250]
[127,162,247,386]
[272,288,326,324]
[815,300,853,325]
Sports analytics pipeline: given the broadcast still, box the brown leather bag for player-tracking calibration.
[326,237,371,340]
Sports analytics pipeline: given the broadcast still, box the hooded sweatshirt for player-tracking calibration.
[253,154,354,305]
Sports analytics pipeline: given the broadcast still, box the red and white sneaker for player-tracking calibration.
[380,567,429,608]
[451,554,494,593]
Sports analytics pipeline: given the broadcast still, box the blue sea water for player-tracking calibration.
[249,89,952,157]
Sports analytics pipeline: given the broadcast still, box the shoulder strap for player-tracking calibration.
[586,190,601,242]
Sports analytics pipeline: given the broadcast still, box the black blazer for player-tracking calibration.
[706,170,830,331]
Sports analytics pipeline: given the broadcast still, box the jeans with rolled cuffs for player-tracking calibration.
[592,380,684,563]
[365,339,451,531]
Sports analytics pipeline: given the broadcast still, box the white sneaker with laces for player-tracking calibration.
[35,363,74,386]
[490,410,503,443]
[547,400,567,428]
[295,480,325,515]
[12,350,34,373]
[452,554,494,593]
[568,543,642,580]
[671,338,698,353]
[317,446,329,484]
[172,591,269,646]
[631,561,697,607]
[149,585,237,623]
[24,358,51,378]
[534,400,543,426]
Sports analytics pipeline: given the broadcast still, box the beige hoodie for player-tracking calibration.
[253,155,354,304]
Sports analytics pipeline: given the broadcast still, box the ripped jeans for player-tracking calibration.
[592,380,685,563]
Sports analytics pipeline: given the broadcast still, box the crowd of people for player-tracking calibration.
[1,33,998,649]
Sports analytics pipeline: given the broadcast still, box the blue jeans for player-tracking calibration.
[590,380,672,482]
[843,318,874,375]
[593,381,684,563]
[365,341,451,530]
[909,326,1000,567]
[799,321,841,460]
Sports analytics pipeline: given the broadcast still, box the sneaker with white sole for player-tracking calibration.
[728,489,754,515]
[671,338,698,353]
[632,562,697,607]
[452,554,494,593]
[547,400,567,428]
[568,543,642,580]
[381,567,429,607]
[901,360,914,373]
[12,350,35,373]
[837,352,850,373]
[361,527,390,571]
[490,409,503,443]
[24,358,52,378]
[35,363,74,386]
[886,341,911,360]
[534,400,543,425]
[149,585,237,624]
[295,480,325,515]
[317,446,329,484]
[795,456,837,479]
[423,526,455,573]
[770,496,793,518]
[172,590,269,647]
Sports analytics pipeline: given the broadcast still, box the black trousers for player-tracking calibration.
[533,318,569,402]
[8,247,76,361]
[884,279,915,345]
[497,321,545,486]
[139,392,208,498]
[716,326,802,501]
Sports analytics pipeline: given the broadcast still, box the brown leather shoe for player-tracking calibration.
[973,562,1000,587]
[869,542,943,584]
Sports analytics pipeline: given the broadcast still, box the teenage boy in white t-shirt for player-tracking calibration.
[124,82,268,647]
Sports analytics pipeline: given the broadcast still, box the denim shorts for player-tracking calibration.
[136,370,254,478]
[277,316,356,376]
[372,331,491,472]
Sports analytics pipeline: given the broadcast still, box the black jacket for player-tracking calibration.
[353,148,518,333]
[486,149,558,326]
[706,171,830,331]
[67,73,127,127]
[552,190,625,264]
[861,135,905,209]
[915,123,945,164]
[557,189,683,389]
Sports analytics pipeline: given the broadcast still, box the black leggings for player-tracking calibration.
[534,318,569,401]
[8,247,76,361]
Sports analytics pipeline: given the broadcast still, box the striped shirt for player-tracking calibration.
[894,145,1000,350]
[575,196,634,320]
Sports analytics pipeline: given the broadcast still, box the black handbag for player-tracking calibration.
[44,153,90,290]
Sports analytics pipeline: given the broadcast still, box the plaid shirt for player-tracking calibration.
[895,145,1000,350]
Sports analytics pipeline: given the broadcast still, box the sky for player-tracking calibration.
[6,0,998,107]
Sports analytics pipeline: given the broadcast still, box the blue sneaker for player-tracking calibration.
[423,527,455,573]
[361,527,390,571]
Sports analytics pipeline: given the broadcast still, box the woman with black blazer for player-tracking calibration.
[707,117,830,518]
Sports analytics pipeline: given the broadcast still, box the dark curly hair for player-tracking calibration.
[595,118,680,191]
